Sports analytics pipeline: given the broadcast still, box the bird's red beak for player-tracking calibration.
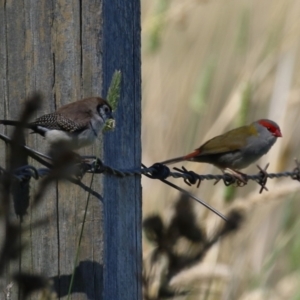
[274,129,282,137]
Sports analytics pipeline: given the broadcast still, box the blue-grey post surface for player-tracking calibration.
[102,1,142,299]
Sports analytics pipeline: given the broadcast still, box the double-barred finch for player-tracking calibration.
[0,97,113,153]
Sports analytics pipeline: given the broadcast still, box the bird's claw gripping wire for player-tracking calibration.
[212,173,244,187]
[220,173,239,186]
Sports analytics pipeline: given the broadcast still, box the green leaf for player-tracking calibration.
[104,70,122,131]
[106,70,122,111]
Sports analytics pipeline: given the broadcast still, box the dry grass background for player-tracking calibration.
[141,0,300,299]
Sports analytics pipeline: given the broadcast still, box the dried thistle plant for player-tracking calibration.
[143,194,244,299]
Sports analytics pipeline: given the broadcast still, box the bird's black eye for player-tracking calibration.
[97,104,110,115]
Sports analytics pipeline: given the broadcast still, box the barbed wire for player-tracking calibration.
[1,128,300,221]
[2,157,300,223]
[2,157,300,193]
[1,97,299,223]
[1,146,299,222]
[89,159,300,193]
[1,128,299,192]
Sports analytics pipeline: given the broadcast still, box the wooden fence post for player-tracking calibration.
[102,1,142,299]
[0,0,142,299]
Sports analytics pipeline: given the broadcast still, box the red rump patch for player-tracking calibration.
[184,149,201,160]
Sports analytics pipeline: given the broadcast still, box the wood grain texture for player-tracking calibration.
[0,0,130,299]
[52,0,104,299]
[102,1,142,300]
[1,1,58,299]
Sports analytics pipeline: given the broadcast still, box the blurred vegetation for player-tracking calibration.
[145,0,170,52]
[141,0,300,299]
[0,95,57,299]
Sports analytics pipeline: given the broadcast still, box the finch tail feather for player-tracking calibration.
[159,156,186,165]
[0,120,44,135]
[160,149,201,165]
[184,149,201,160]
[0,120,23,126]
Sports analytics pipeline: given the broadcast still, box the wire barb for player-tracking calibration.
[2,159,300,192]
[173,166,201,187]
[256,163,269,193]
[0,132,299,222]
[292,159,300,182]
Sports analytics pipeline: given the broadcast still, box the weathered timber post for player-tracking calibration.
[0,0,142,299]
[102,1,142,299]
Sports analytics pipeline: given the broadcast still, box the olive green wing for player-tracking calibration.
[196,125,254,155]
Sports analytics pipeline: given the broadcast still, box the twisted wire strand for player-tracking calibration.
[0,148,299,222]
[1,159,299,186]
[0,127,298,222]
[0,130,299,187]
